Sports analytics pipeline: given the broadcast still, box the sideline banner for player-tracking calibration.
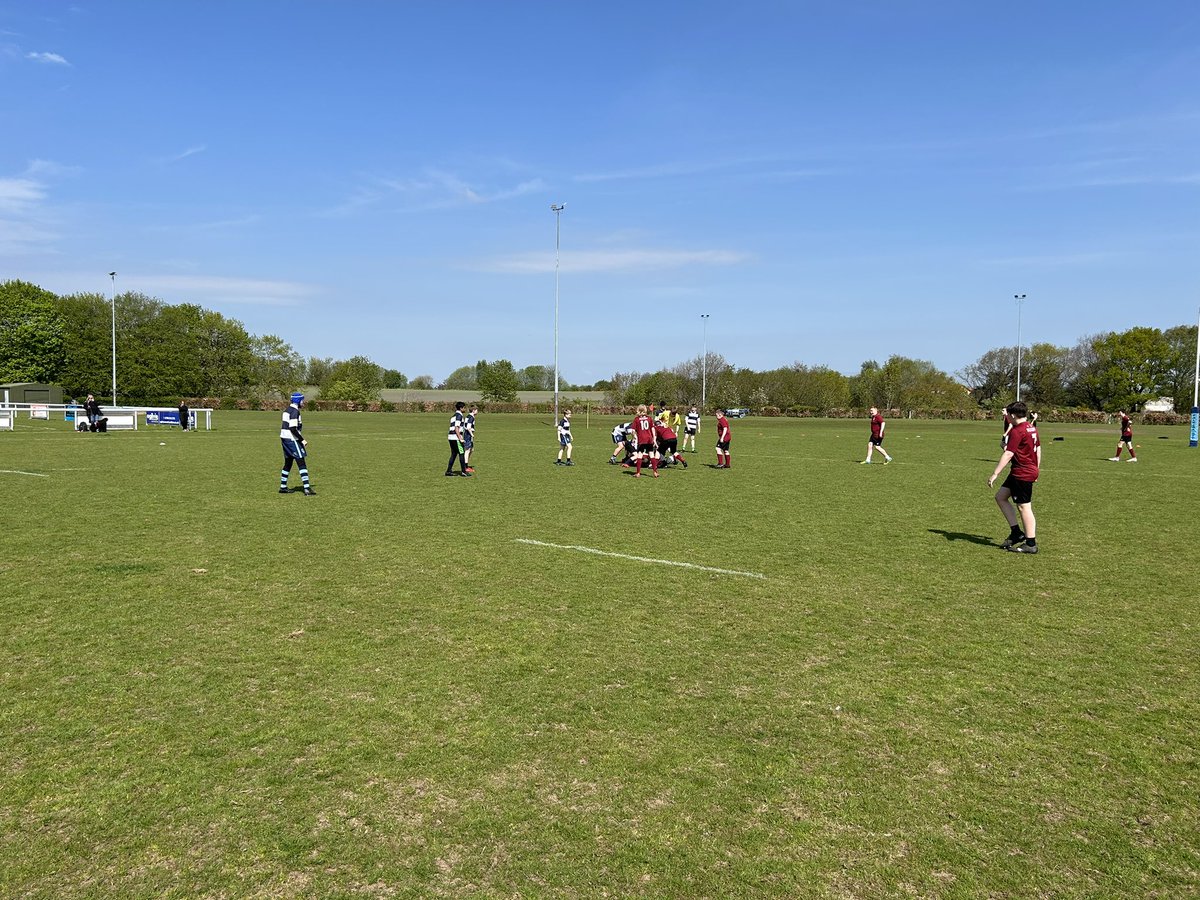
[146,409,194,427]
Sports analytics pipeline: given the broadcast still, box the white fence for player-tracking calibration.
[0,403,213,431]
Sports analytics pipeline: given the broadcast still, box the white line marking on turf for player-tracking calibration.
[515,539,766,580]
[0,470,48,477]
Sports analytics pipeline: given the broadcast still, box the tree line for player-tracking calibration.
[608,322,1197,414]
[2,279,1194,412]
[0,280,582,404]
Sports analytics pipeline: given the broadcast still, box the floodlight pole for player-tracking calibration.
[551,203,565,426]
[1014,293,1027,402]
[109,272,118,406]
[700,314,710,408]
[1190,305,1199,448]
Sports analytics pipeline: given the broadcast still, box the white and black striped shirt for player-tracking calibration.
[448,411,465,440]
[685,412,700,432]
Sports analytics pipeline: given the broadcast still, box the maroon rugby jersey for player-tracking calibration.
[631,415,655,445]
[716,414,731,442]
[654,423,677,441]
[870,414,884,438]
[1008,421,1040,481]
[1120,414,1132,437]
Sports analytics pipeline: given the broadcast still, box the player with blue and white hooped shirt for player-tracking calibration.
[463,405,478,471]
[609,420,633,465]
[445,401,471,476]
[555,409,574,466]
[683,407,700,452]
[279,392,315,495]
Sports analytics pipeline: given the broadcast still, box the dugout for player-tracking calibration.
[0,382,64,405]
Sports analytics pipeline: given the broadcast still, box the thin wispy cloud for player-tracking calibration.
[141,274,319,306]
[161,145,207,164]
[327,169,546,216]
[480,247,750,275]
[26,51,69,65]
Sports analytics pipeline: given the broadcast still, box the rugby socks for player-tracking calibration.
[724,453,731,469]
[1009,525,1024,542]
[1114,445,1123,458]
[1023,537,1037,549]
[280,468,290,490]
[299,467,311,490]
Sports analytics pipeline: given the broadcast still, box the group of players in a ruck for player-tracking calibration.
[608,403,732,478]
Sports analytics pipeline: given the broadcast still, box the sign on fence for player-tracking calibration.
[146,409,194,427]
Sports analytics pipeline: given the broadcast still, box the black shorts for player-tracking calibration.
[1002,473,1035,505]
[870,435,884,446]
[1121,433,1133,442]
[716,440,730,451]
[660,438,677,455]
[636,442,656,455]
[685,427,697,436]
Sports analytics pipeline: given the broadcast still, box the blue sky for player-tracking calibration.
[3,2,1198,383]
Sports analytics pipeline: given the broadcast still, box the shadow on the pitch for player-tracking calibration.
[928,529,998,548]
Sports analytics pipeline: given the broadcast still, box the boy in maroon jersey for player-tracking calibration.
[629,404,659,478]
[861,407,893,464]
[714,408,731,468]
[987,401,1041,554]
[1109,410,1137,462]
[654,420,688,468]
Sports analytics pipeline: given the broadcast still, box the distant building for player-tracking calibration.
[0,382,64,405]
[1145,397,1175,413]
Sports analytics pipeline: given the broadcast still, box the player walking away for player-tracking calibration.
[279,392,315,495]
[714,408,732,468]
[988,401,1040,553]
[445,401,471,477]
[463,405,478,472]
[610,421,634,465]
[683,406,700,452]
[1110,410,1137,462]
[655,420,688,468]
[556,409,574,465]
[178,399,190,432]
[630,404,659,478]
[861,407,893,464]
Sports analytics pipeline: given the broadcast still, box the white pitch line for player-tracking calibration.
[0,470,48,477]
[515,538,766,580]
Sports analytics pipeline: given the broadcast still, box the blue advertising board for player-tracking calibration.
[146,409,194,427]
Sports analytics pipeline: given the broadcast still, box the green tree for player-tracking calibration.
[0,280,67,383]
[251,334,306,400]
[1089,327,1173,411]
[442,365,477,390]
[305,356,336,388]
[56,291,112,399]
[1162,324,1198,411]
[382,368,408,389]
[477,359,519,402]
[410,374,434,390]
[320,355,384,402]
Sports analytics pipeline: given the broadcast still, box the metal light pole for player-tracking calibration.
[109,272,118,406]
[551,203,565,426]
[1014,293,1027,401]
[700,313,710,408]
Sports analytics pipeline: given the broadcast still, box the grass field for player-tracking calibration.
[2,411,1197,898]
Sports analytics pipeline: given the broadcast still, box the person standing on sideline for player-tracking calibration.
[714,408,732,469]
[85,393,102,431]
[682,406,700,452]
[445,401,471,476]
[279,392,315,495]
[861,407,893,464]
[556,409,574,466]
[1109,410,1138,462]
[988,401,1041,553]
[178,399,190,432]
[462,405,478,472]
[630,405,659,478]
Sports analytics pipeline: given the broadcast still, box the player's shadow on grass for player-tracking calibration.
[928,528,998,548]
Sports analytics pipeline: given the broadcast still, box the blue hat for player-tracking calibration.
[290,392,305,404]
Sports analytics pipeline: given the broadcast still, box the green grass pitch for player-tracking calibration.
[1,412,1197,897]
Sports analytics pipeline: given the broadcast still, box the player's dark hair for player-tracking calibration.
[1007,401,1028,418]
[455,401,465,410]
